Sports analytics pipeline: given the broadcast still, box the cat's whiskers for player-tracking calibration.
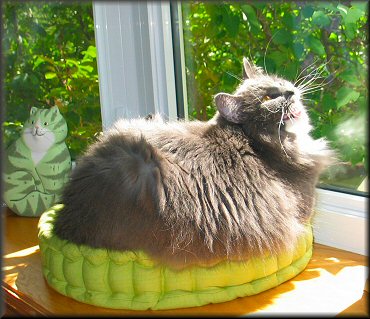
[296,67,327,89]
[302,68,337,95]
[226,71,242,83]
[302,76,336,97]
[299,82,327,96]
[297,75,327,91]
[300,88,324,96]
[263,32,281,74]
[262,104,280,113]
[298,75,327,92]
[287,113,295,125]
[295,66,321,87]
[296,59,337,102]
[294,57,321,85]
[301,98,314,103]
[285,105,295,125]
[298,75,328,98]
[295,58,332,87]
[278,108,289,158]
[295,71,318,88]
[296,63,331,101]
[299,80,326,90]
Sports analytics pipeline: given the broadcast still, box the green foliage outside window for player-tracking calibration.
[182,1,368,193]
[2,1,368,193]
[2,1,101,160]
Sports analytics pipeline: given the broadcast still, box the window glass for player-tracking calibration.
[181,1,368,196]
[2,1,101,160]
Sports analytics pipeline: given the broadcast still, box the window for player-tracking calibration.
[180,1,368,197]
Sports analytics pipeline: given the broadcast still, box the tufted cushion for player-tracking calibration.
[38,204,313,310]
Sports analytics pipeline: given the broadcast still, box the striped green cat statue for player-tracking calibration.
[3,106,72,217]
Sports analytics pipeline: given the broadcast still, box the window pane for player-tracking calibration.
[2,1,101,160]
[181,1,368,196]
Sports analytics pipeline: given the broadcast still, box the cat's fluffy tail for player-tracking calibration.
[53,132,164,248]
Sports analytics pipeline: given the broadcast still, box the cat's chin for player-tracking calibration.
[283,110,311,136]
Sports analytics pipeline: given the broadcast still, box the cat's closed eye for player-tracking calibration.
[269,93,283,99]
[262,92,281,102]
[262,90,293,103]
[262,95,271,102]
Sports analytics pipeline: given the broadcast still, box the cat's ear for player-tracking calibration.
[215,93,244,124]
[30,107,38,115]
[50,105,60,114]
[242,57,262,79]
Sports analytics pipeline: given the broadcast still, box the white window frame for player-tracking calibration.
[313,188,367,255]
[92,1,177,130]
[92,1,368,256]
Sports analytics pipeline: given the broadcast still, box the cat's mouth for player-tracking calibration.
[283,107,301,121]
[32,128,46,137]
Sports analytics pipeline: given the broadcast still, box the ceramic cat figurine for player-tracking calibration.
[54,58,336,269]
[3,106,72,217]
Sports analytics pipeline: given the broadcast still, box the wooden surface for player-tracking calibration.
[2,207,368,317]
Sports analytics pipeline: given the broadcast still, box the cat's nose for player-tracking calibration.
[283,90,294,99]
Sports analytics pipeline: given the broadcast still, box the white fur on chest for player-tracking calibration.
[285,111,331,159]
[22,122,55,165]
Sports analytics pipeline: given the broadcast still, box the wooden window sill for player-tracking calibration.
[1,208,368,317]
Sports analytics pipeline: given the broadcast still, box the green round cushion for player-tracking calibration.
[38,204,313,310]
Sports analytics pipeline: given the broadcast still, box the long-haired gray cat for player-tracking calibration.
[54,58,335,269]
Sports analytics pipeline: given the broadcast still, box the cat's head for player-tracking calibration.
[23,106,68,143]
[214,58,311,137]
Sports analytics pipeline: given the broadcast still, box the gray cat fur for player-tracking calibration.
[53,58,335,269]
